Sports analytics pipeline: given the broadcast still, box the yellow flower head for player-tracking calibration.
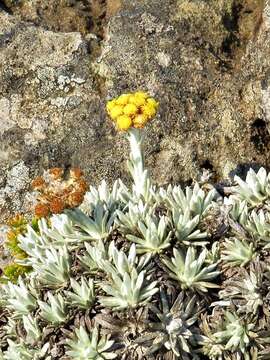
[141,103,157,119]
[133,114,148,128]
[135,91,148,99]
[106,100,116,113]
[116,94,130,105]
[129,95,146,107]
[116,115,133,131]
[110,105,123,120]
[123,103,137,116]
[147,97,159,108]
[106,91,159,131]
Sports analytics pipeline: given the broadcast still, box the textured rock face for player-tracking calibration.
[102,0,269,182]
[0,1,120,220]
[0,0,270,221]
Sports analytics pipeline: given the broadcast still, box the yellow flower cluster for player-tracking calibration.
[2,214,34,283]
[106,91,159,131]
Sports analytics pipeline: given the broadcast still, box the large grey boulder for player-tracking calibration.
[0,0,270,221]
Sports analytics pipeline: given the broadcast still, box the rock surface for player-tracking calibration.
[0,0,270,221]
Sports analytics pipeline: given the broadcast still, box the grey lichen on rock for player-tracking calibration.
[0,3,120,220]
[0,161,30,216]
[0,0,270,221]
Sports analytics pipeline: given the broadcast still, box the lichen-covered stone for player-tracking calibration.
[100,0,269,185]
[0,7,121,220]
[0,0,270,221]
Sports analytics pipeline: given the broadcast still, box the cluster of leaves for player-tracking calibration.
[1,129,270,359]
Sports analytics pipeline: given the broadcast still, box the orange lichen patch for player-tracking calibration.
[48,167,64,180]
[34,203,50,218]
[31,176,45,189]
[31,167,88,218]
[70,168,84,179]
[49,198,65,214]
[68,191,84,207]
[75,179,89,192]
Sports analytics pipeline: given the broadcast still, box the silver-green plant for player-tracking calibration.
[172,208,208,246]
[218,264,263,315]
[99,243,158,309]
[81,179,125,213]
[65,277,95,309]
[221,238,256,267]
[232,167,270,206]
[77,240,109,272]
[116,200,154,234]
[162,247,220,292]
[3,340,33,360]
[224,197,248,223]
[1,277,37,318]
[158,182,217,217]
[200,333,225,360]
[2,340,49,360]
[18,226,47,259]
[213,312,254,353]
[126,128,154,203]
[67,203,114,241]
[2,318,17,339]
[3,102,270,360]
[38,292,67,324]
[38,214,91,245]
[136,291,203,358]
[29,246,70,287]
[242,209,270,248]
[200,310,259,359]
[17,214,92,259]
[126,214,171,254]
[66,326,116,360]
[22,314,41,345]
[205,241,220,264]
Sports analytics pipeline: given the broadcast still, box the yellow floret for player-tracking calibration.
[106,100,116,112]
[129,95,146,107]
[116,94,131,105]
[110,105,124,120]
[133,114,148,128]
[142,104,156,119]
[123,103,138,116]
[116,115,132,131]
[147,97,159,108]
[135,91,148,99]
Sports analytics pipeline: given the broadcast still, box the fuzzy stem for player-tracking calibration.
[126,128,150,200]
[128,128,145,176]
